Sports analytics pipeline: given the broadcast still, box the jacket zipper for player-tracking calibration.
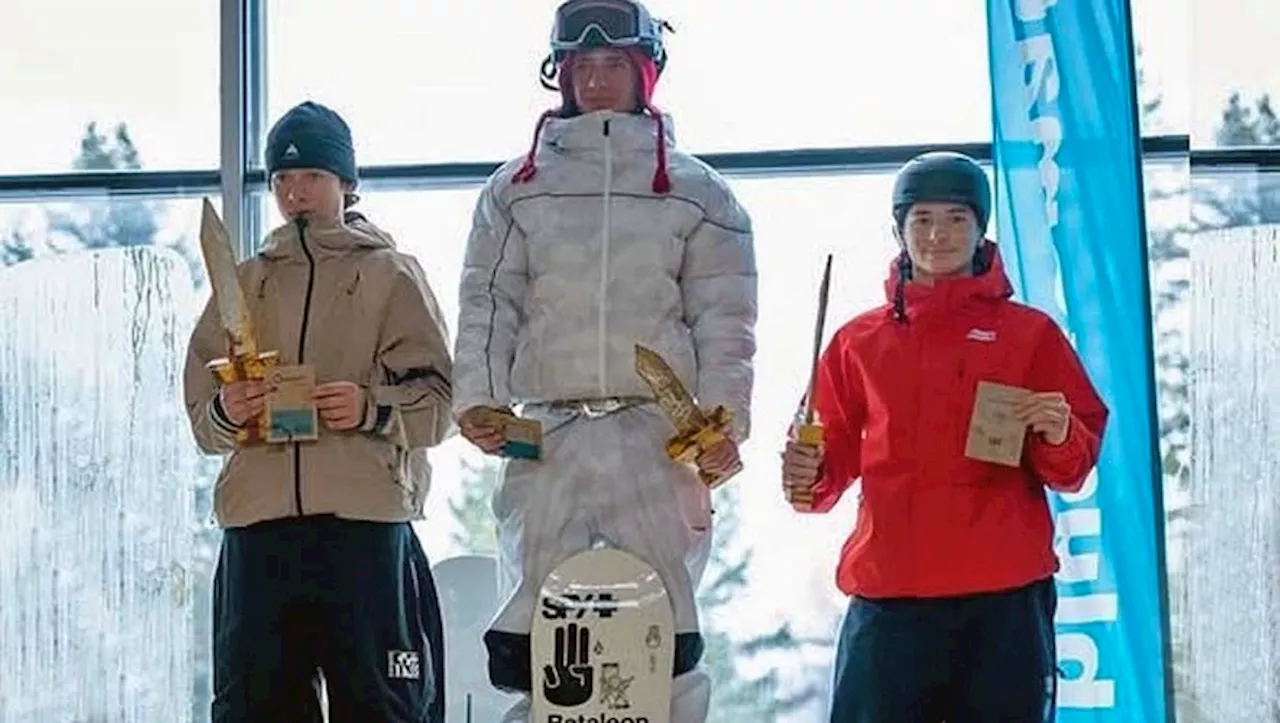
[598,118,613,398]
[294,217,316,516]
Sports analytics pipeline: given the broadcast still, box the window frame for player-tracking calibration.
[0,0,1201,257]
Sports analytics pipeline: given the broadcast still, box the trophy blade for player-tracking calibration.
[634,344,708,437]
[199,198,256,357]
[803,254,834,422]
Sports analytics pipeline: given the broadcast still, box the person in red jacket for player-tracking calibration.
[781,151,1109,723]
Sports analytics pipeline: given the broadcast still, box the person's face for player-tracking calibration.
[271,168,347,222]
[570,48,638,113]
[897,202,982,281]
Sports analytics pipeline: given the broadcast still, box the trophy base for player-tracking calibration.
[787,488,816,509]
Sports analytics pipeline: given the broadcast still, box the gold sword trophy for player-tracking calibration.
[787,254,833,511]
[199,198,280,445]
[634,345,742,489]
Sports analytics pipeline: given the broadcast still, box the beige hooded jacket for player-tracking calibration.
[184,212,453,529]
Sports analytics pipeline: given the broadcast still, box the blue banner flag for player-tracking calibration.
[985,0,1170,720]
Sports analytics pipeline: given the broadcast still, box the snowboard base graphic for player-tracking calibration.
[531,547,675,723]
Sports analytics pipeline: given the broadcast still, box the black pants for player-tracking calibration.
[829,577,1058,723]
[211,516,445,723]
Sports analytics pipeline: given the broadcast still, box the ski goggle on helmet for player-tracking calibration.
[549,0,669,71]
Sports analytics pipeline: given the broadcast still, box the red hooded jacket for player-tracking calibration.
[799,244,1109,599]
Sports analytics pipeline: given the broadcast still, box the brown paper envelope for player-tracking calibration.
[471,407,542,460]
[965,381,1032,467]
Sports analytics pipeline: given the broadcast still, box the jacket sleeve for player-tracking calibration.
[183,294,241,455]
[452,177,527,417]
[1023,321,1110,492]
[796,331,867,514]
[361,256,455,450]
[680,178,758,441]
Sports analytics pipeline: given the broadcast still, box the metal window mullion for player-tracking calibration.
[218,0,248,260]
[244,0,268,251]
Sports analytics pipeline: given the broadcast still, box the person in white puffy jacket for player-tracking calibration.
[451,1,758,721]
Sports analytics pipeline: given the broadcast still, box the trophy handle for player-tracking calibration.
[205,351,281,445]
[665,406,741,490]
[786,422,825,510]
[795,423,823,447]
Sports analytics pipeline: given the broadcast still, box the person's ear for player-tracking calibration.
[972,238,992,274]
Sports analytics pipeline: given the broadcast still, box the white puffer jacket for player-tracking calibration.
[453,110,758,439]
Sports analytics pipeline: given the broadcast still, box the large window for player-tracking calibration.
[0,195,215,721]
[6,0,1261,720]
[1189,0,1280,147]
[1167,4,1280,719]
[0,0,219,174]
[263,0,994,161]
[1180,200,1280,722]
[1131,0,1190,137]
[0,3,221,716]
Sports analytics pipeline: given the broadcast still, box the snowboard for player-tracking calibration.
[531,547,675,723]
[431,555,520,722]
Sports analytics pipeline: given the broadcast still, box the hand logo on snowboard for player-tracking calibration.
[543,623,594,706]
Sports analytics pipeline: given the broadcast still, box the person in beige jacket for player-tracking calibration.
[183,101,452,723]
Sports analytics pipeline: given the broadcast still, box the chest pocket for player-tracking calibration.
[900,316,1025,471]
[947,322,1034,462]
[915,322,970,452]
[956,328,1028,397]
[310,265,376,383]
[514,195,602,278]
[244,267,292,363]
[858,327,922,474]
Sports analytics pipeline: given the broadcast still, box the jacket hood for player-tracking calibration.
[883,241,1014,319]
[259,211,396,260]
[539,109,677,154]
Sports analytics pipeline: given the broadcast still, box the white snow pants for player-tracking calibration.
[484,401,714,723]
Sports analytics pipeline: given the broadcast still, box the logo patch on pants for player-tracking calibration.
[388,650,421,680]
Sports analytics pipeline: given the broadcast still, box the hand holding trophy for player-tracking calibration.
[634,344,742,489]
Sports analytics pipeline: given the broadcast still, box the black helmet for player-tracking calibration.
[891,151,991,232]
